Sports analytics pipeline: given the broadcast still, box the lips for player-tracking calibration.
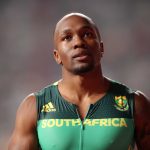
[72,49,91,59]
[72,50,91,61]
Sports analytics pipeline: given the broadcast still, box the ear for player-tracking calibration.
[53,49,62,64]
[100,41,104,57]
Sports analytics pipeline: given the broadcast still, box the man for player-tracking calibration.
[8,12,150,150]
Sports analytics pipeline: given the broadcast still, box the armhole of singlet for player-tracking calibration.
[34,92,40,121]
[130,92,135,119]
[34,92,43,149]
[130,91,136,145]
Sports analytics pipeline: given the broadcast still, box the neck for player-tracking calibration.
[59,65,107,98]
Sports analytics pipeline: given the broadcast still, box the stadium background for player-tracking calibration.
[0,0,150,149]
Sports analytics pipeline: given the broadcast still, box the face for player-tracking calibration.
[54,15,103,75]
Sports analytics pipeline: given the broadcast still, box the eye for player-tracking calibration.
[63,35,72,41]
[83,31,94,38]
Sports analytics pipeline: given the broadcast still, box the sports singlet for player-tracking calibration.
[35,80,135,150]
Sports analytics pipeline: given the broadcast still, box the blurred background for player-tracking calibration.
[0,0,150,149]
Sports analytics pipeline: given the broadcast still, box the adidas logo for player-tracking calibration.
[41,102,56,112]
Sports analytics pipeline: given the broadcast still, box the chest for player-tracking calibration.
[37,93,135,150]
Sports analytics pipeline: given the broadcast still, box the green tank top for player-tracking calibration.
[35,80,135,150]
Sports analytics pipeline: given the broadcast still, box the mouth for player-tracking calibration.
[72,51,91,61]
[72,49,90,58]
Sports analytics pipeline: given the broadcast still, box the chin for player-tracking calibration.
[71,64,94,75]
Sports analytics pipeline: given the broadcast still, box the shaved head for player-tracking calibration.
[56,13,94,27]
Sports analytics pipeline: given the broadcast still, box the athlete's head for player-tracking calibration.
[53,12,104,75]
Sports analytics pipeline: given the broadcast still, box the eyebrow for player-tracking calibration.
[59,25,95,36]
[60,29,72,35]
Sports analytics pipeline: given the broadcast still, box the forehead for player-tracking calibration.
[55,15,96,35]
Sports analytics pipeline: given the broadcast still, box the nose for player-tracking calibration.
[73,35,87,49]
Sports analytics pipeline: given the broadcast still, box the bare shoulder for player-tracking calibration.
[134,91,150,150]
[134,91,150,119]
[8,93,38,150]
[17,93,37,123]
